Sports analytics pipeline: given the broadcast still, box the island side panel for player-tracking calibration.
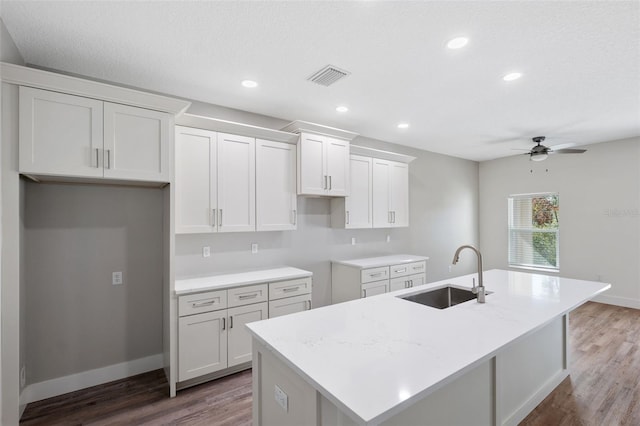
[252,338,319,426]
[331,263,362,303]
[497,315,568,426]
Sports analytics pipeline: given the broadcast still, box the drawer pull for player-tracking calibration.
[413,265,424,270]
[282,287,299,293]
[238,293,258,300]
[394,268,407,273]
[370,272,383,278]
[191,300,215,308]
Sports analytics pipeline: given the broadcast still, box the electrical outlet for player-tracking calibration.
[386,235,391,243]
[112,271,123,285]
[20,366,26,388]
[274,384,288,412]
[351,237,356,245]
[251,243,258,254]
[448,265,452,273]
[203,246,211,258]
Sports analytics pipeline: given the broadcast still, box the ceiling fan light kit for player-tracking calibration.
[523,136,587,161]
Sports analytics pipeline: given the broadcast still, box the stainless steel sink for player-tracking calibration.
[399,285,491,309]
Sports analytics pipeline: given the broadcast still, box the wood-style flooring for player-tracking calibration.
[21,302,640,425]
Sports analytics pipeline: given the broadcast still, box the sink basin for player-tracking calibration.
[399,285,491,309]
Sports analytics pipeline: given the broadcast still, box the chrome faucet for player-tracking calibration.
[452,245,486,303]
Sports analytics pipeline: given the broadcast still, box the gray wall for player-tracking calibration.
[479,137,640,308]
[0,17,24,65]
[24,182,164,384]
[178,103,480,307]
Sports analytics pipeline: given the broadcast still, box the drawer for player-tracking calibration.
[179,290,227,317]
[408,261,426,274]
[389,264,411,278]
[361,267,389,283]
[228,283,268,308]
[269,277,312,301]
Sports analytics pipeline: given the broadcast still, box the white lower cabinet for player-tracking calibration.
[176,271,312,386]
[228,302,268,367]
[361,280,389,298]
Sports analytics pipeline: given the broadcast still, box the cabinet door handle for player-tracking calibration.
[238,293,258,300]
[229,316,233,329]
[307,300,311,310]
[219,209,223,226]
[410,280,414,287]
[95,148,100,168]
[329,175,332,190]
[363,289,367,298]
[104,149,111,169]
[388,211,392,223]
[222,317,226,331]
[392,211,396,223]
[346,211,350,224]
[211,209,216,227]
[192,300,215,308]
[292,209,297,225]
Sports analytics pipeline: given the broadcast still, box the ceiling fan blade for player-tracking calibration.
[552,148,587,154]
[511,148,531,151]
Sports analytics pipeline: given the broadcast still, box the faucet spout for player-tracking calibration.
[451,245,485,303]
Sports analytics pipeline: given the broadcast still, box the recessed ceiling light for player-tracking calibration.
[503,72,522,82]
[397,123,410,129]
[241,80,258,88]
[447,37,469,49]
[336,105,349,113]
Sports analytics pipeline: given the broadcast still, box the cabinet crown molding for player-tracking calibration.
[0,62,191,115]
[176,114,298,144]
[281,120,359,141]
[350,145,416,164]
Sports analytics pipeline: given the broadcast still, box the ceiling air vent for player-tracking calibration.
[307,65,350,86]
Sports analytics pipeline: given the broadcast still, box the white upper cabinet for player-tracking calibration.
[331,155,373,229]
[19,86,172,182]
[175,127,256,234]
[19,87,104,178]
[175,126,217,234]
[372,159,410,228]
[103,102,170,181]
[217,133,256,232]
[297,132,349,196]
[256,139,297,231]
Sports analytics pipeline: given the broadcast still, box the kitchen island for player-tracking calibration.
[247,270,610,426]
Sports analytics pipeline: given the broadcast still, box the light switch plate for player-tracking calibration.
[386,235,391,243]
[351,237,356,245]
[112,271,123,285]
[203,246,211,258]
[251,243,258,254]
[274,384,288,412]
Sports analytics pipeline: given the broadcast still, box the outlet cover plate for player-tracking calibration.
[112,271,123,285]
[274,384,288,412]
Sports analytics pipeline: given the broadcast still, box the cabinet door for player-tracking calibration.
[361,280,388,298]
[372,159,392,228]
[268,294,311,318]
[175,126,217,234]
[390,161,409,227]
[298,133,326,195]
[407,273,426,288]
[325,137,349,196]
[256,139,297,231]
[103,103,170,182]
[178,310,227,381]
[345,155,373,228]
[217,133,256,232]
[389,276,410,292]
[19,87,103,177]
[228,302,268,367]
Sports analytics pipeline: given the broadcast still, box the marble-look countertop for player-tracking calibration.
[332,254,429,269]
[175,266,312,295]
[246,269,610,425]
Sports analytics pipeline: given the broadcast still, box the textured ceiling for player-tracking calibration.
[1,1,639,161]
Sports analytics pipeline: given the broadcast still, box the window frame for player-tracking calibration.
[507,192,560,273]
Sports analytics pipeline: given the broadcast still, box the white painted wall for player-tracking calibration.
[479,137,640,308]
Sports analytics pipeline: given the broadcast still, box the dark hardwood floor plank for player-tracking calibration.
[20,302,640,425]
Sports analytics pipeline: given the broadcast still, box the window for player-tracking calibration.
[508,193,559,271]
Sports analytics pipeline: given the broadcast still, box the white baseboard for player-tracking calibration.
[592,294,640,310]
[20,353,163,406]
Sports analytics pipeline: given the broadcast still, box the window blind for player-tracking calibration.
[508,193,559,271]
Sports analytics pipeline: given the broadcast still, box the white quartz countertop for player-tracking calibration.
[246,269,610,425]
[175,266,312,295]
[332,254,429,269]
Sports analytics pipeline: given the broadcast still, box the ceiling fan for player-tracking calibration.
[523,136,587,161]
